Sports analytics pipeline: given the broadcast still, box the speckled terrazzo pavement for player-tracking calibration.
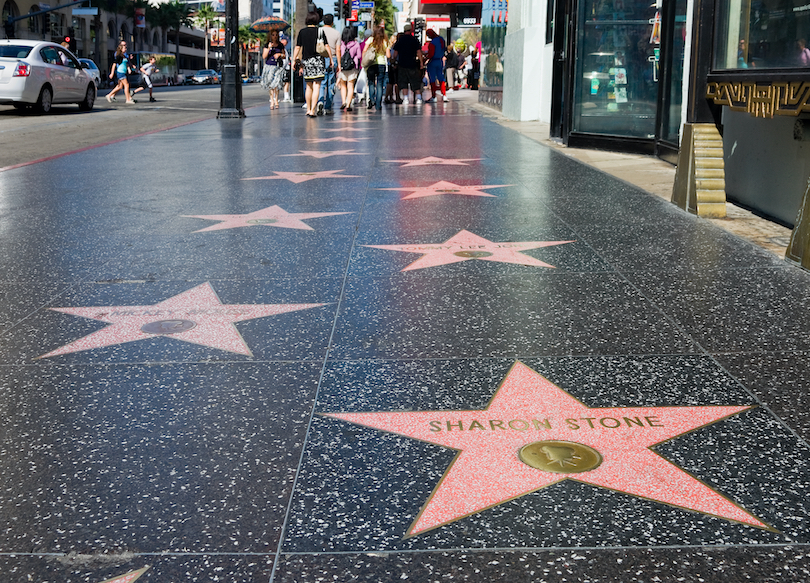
[1,100,809,583]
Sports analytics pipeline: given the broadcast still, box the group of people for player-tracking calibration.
[105,41,158,104]
[259,13,479,116]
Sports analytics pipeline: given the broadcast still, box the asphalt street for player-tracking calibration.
[0,83,272,170]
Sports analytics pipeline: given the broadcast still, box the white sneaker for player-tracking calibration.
[442,95,449,102]
[401,97,409,105]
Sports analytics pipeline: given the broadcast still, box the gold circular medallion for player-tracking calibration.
[519,440,603,474]
[141,319,197,335]
[454,250,493,258]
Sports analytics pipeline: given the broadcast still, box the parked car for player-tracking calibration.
[0,39,96,113]
[78,58,101,88]
[191,69,218,84]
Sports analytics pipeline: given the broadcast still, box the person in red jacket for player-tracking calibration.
[424,29,448,103]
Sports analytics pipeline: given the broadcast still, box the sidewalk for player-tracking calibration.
[456,90,794,258]
[0,97,809,582]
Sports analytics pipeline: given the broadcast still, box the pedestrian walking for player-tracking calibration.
[280,33,292,101]
[132,55,158,102]
[294,11,333,118]
[391,23,425,106]
[261,30,287,109]
[362,27,388,111]
[424,29,448,102]
[106,41,135,104]
[317,14,340,114]
[336,27,361,111]
[469,50,480,90]
[444,45,460,91]
[384,33,400,104]
[355,28,373,107]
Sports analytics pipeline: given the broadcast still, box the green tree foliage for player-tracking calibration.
[195,4,220,68]
[153,1,192,69]
[373,0,397,38]
[238,24,260,75]
[125,0,152,52]
[149,2,175,53]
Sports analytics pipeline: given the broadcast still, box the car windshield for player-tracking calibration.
[0,45,34,58]
[197,70,214,75]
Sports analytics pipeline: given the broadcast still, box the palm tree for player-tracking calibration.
[195,3,219,69]
[150,2,173,53]
[373,0,397,39]
[237,24,260,77]
[157,1,192,72]
[125,0,152,52]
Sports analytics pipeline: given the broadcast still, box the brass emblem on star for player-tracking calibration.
[247,219,279,224]
[454,250,494,258]
[140,319,197,335]
[519,440,603,474]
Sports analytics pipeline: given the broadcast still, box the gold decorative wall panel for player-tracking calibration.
[706,81,810,119]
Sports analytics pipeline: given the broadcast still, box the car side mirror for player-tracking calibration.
[81,62,89,69]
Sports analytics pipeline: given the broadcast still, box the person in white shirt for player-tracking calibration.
[316,14,341,115]
[133,56,158,102]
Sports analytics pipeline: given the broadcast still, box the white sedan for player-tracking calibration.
[0,39,97,113]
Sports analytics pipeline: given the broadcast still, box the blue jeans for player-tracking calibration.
[367,65,387,109]
[318,58,336,109]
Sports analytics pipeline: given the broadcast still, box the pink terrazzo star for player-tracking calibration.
[382,156,484,167]
[377,180,513,200]
[362,229,574,271]
[324,361,768,537]
[182,205,351,232]
[241,170,362,184]
[281,150,366,159]
[38,282,326,358]
[305,137,370,143]
[99,567,149,583]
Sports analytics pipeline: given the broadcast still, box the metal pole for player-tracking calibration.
[218,0,245,118]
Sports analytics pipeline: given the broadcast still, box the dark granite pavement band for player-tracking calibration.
[0,101,809,582]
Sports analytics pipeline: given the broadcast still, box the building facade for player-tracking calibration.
[503,0,809,231]
[2,0,227,79]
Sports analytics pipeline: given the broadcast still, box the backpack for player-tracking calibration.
[341,43,356,71]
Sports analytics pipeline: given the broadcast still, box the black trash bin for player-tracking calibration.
[293,71,305,103]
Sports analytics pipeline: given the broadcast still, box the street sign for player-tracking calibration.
[360,12,372,20]
[358,2,374,7]
[72,7,97,13]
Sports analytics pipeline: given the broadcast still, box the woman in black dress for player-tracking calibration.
[293,12,333,117]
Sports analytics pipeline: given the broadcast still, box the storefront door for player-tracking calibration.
[550,0,687,157]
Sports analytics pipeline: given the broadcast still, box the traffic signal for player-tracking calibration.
[66,28,76,52]
[341,0,351,19]
[334,1,340,18]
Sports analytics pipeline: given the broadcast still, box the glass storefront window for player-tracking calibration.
[662,0,687,143]
[572,0,660,137]
[714,0,810,69]
[481,0,507,87]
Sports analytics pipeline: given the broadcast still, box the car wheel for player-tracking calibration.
[79,84,96,111]
[36,86,53,114]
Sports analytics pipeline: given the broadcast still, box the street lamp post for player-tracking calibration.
[217,0,244,118]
